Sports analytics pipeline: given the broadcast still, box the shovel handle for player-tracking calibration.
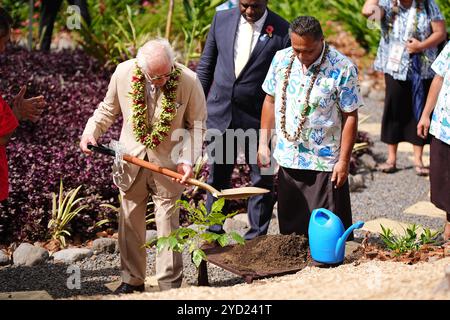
[123,154,219,195]
[87,144,220,196]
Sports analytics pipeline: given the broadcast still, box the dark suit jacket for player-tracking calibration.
[196,8,290,133]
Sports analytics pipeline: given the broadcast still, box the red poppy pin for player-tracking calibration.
[265,25,274,38]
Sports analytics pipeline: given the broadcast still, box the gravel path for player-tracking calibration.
[0,93,448,300]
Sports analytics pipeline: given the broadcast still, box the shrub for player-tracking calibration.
[0,46,119,244]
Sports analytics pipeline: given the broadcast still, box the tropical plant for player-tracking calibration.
[98,194,155,227]
[328,0,381,55]
[181,0,223,65]
[147,198,245,267]
[380,224,441,255]
[77,5,156,67]
[47,180,88,248]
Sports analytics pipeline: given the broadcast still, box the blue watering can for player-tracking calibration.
[308,208,364,264]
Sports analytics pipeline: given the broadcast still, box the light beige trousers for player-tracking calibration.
[118,167,183,291]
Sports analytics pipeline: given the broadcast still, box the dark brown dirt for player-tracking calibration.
[221,234,312,274]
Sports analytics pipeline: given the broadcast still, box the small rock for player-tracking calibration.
[92,238,118,254]
[359,154,377,170]
[13,243,49,266]
[146,230,158,243]
[0,250,10,266]
[223,218,248,233]
[52,248,93,263]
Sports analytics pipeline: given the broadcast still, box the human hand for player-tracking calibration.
[417,115,431,139]
[174,163,193,186]
[331,160,350,189]
[80,134,97,155]
[13,86,46,122]
[257,145,271,168]
[406,38,424,54]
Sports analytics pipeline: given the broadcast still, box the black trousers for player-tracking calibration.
[277,167,354,240]
[430,137,450,220]
[39,0,91,52]
[205,129,275,240]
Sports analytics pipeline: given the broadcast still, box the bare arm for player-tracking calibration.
[407,20,447,54]
[257,95,275,168]
[362,0,385,19]
[417,75,444,138]
[332,110,358,188]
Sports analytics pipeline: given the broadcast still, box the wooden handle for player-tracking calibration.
[122,154,220,196]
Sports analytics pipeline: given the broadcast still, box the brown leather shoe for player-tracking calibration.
[113,282,145,294]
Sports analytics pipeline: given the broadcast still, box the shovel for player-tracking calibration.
[87,144,270,200]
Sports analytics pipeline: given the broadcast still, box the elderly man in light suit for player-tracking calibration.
[80,39,206,294]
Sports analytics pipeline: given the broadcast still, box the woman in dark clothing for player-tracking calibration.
[362,0,447,175]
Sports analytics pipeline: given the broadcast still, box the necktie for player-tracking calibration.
[235,22,254,78]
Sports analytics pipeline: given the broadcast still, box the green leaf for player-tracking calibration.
[192,249,207,268]
[156,237,169,253]
[211,197,225,213]
[217,234,229,247]
[230,232,245,245]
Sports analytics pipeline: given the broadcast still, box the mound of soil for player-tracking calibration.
[221,234,312,273]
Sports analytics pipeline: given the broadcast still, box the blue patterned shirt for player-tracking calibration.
[262,45,364,172]
[374,0,444,81]
[430,42,450,145]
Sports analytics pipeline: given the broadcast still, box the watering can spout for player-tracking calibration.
[335,221,364,259]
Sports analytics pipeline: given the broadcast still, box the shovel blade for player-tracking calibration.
[217,187,270,200]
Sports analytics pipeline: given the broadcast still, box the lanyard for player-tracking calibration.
[392,0,417,42]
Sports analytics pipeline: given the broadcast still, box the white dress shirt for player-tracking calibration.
[233,10,268,68]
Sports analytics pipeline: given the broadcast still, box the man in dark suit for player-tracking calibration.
[196,0,290,240]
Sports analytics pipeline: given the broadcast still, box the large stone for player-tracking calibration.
[92,238,118,254]
[348,174,365,192]
[0,250,10,266]
[359,154,377,170]
[146,230,158,243]
[223,217,248,233]
[52,248,93,264]
[13,243,49,266]
[232,213,250,227]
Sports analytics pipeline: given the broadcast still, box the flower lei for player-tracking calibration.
[280,43,329,142]
[130,63,181,149]
[388,0,424,38]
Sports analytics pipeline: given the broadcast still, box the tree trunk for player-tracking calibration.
[28,0,34,51]
[165,0,175,40]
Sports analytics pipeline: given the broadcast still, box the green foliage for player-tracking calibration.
[328,0,381,55]
[181,0,223,65]
[76,4,155,67]
[47,180,87,248]
[435,0,450,35]
[147,198,245,268]
[269,1,329,28]
[380,224,441,255]
[0,0,29,29]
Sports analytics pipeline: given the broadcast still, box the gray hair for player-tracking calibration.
[136,38,175,71]
[289,16,323,41]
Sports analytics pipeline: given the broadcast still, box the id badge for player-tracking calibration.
[386,41,405,73]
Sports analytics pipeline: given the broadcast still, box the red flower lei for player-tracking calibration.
[130,63,181,149]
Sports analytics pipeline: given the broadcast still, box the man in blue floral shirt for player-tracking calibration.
[417,41,450,241]
[259,16,364,237]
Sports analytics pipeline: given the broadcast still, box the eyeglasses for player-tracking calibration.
[143,66,175,82]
